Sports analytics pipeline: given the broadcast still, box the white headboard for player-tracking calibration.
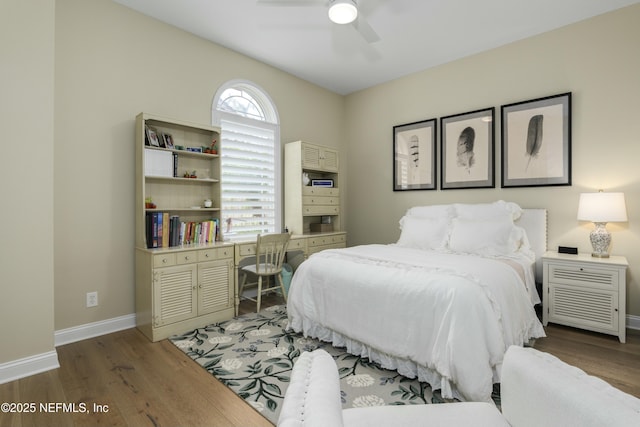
[516,209,548,282]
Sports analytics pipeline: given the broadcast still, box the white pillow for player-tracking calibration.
[454,200,523,220]
[406,204,455,219]
[397,216,450,250]
[448,216,523,256]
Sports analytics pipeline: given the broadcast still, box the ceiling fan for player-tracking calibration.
[256,0,380,43]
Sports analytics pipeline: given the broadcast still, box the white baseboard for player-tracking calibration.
[0,350,60,385]
[0,314,137,385]
[55,313,136,347]
[627,314,640,331]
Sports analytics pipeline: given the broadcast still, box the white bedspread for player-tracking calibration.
[287,244,546,402]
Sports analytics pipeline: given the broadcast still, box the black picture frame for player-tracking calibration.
[393,118,437,191]
[501,92,572,188]
[440,107,495,190]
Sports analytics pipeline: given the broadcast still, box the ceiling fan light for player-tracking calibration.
[328,0,358,24]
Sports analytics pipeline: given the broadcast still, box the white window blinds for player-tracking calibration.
[220,117,278,241]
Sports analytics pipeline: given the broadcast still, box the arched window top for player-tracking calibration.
[214,80,278,124]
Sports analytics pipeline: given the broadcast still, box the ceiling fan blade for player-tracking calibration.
[352,15,380,43]
[256,0,326,6]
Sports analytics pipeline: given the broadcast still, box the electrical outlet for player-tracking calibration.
[86,291,98,308]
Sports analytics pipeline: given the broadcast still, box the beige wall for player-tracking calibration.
[344,4,640,317]
[53,0,344,330]
[0,0,56,363]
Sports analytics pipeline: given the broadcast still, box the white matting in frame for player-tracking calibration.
[393,118,437,191]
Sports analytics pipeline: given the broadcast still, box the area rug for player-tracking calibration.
[170,305,500,424]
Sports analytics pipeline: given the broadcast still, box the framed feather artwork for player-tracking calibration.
[393,118,437,191]
[501,92,571,188]
[440,107,495,190]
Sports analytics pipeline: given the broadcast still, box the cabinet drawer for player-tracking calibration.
[303,196,339,206]
[303,187,339,197]
[308,234,346,248]
[548,263,618,291]
[154,253,176,268]
[288,238,306,251]
[176,251,198,265]
[236,242,256,257]
[198,246,233,261]
[303,205,340,215]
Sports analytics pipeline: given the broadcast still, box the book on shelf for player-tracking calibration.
[145,212,219,249]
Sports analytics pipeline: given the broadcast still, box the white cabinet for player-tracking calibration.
[136,245,235,342]
[542,251,628,343]
[285,141,342,235]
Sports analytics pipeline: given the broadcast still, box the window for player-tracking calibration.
[212,81,281,241]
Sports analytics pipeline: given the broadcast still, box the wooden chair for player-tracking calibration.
[238,232,291,312]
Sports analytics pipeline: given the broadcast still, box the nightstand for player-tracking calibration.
[542,251,628,343]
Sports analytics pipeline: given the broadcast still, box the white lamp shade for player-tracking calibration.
[577,192,628,223]
[328,0,358,24]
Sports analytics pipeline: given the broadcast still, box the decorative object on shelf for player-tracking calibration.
[144,197,156,209]
[204,198,213,208]
[311,179,333,187]
[440,107,495,190]
[204,139,218,154]
[393,118,437,191]
[501,92,572,188]
[183,170,197,178]
[577,191,628,258]
[302,172,310,186]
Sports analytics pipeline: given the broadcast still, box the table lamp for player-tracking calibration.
[577,191,627,258]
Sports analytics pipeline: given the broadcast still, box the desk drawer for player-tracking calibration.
[308,234,346,248]
[288,238,306,251]
[198,246,233,261]
[236,242,256,257]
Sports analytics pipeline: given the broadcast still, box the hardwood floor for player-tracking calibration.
[1,297,639,427]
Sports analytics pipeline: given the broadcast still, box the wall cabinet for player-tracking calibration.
[301,142,339,172]
[542,251,628,343]
[285,141,342,235]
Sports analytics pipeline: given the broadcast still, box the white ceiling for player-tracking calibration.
[113,0,639,95]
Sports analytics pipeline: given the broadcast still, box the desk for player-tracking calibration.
[233,231,346,314]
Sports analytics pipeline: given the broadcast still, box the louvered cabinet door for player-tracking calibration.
[542,252,628,343]
[197,259,234,315]
[153,264,197,327]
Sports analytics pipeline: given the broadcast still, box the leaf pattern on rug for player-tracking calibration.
[170,305,499,424]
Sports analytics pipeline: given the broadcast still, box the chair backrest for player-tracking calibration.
[254,232,291,275]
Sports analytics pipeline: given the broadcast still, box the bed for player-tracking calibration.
[286,201,547,403]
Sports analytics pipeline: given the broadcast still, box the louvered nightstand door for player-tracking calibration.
[542,251,628,343]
